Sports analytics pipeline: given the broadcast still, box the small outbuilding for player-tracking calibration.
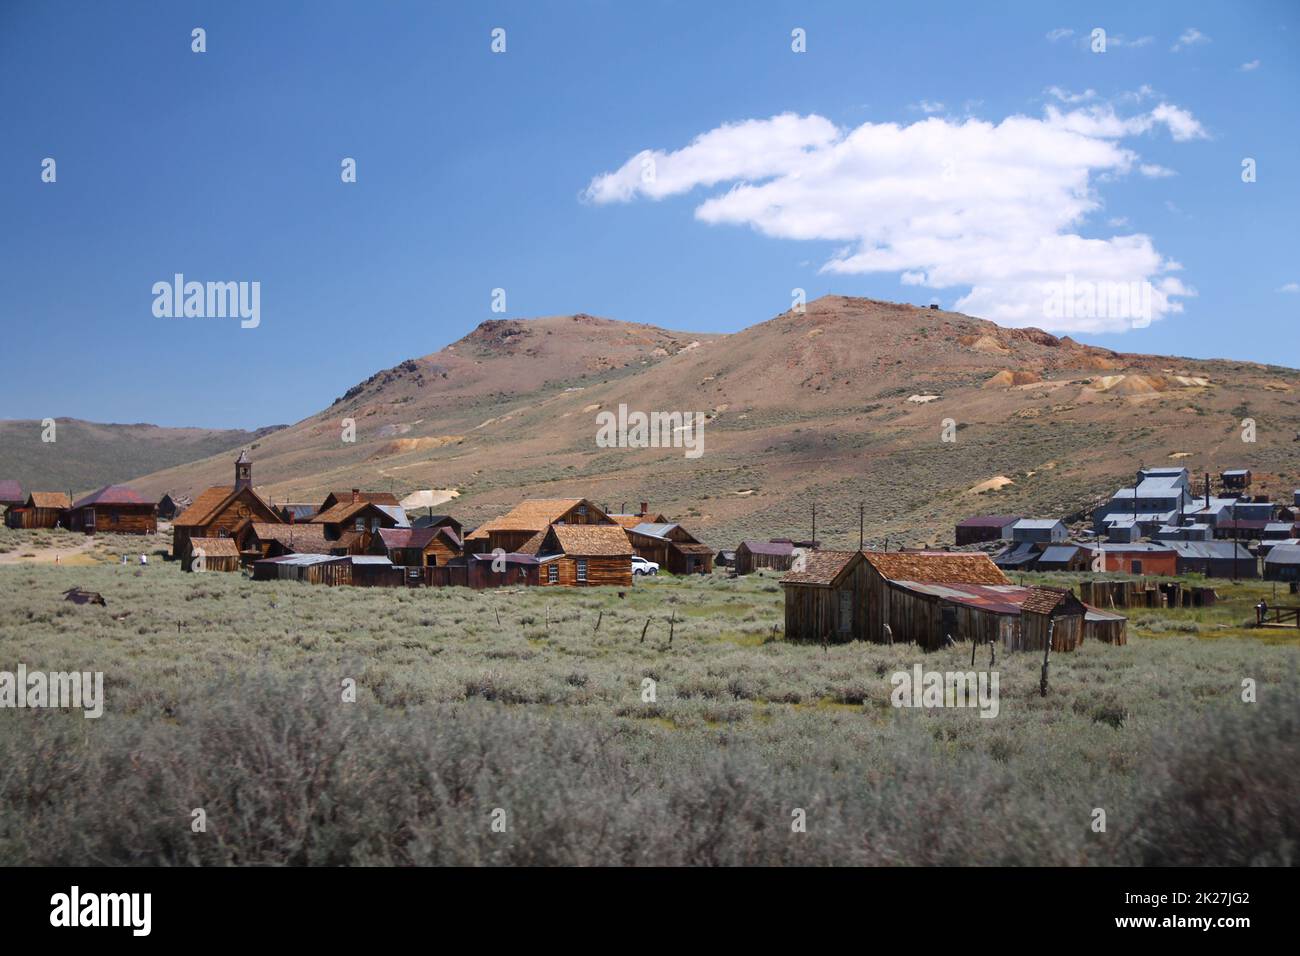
[0,480,24,515]
[67,485,158,535]
[1017,586,1088,652]
[186,537,242,573]
[1012,518,1068,544]
[734,539,797,575]
[955,515,1022,545]
[5,492,71,529]
[780,551,869,642]
[1263,545,1300,582]
[1034,544,1086,571]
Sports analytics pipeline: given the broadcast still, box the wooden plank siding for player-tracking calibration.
[68,504,157,535]
[537,555,632,587]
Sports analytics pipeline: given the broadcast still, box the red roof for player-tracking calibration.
[0,480,22,504]
[70,484,153,509]
[378,527,443,549]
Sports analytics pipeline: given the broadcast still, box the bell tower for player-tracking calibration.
[234,449,252,491]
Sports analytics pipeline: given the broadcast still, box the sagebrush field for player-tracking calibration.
[1,536,1297,865]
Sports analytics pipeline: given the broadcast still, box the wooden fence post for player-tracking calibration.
[1040,618,1054,697]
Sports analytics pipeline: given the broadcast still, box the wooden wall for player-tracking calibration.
[69,505,157,535]
[1017,612,1084,652]
[782,563,871,643]
[538,555,632,587]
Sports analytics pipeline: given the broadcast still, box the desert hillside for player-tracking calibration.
[115,297,1300,546]
[0,419,283,497]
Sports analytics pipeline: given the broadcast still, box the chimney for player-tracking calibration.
[351,488,360,504]
[640,501,648,517]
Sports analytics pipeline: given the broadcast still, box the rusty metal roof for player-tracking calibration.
[890,580,1029,615]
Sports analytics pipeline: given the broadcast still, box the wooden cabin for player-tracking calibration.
[5,492,70,529]
[535,523,633,587]
[780,551,870,642]
[67,485,157,535]
[464,498,617,555]
[185,536,241,573]
[410,513,463,537]
[860,551,1012,648]
[172,452,283,570]
[1084,607,1128,645]
[156,493,192,521]
[372,526,462,566]
[626,522,713,574]
[1015,586,1088,652]
[234,521,338,563]
[275,502,318,524]
[310,499,402,555]
[0,480,24,518]
[734,539,796,574]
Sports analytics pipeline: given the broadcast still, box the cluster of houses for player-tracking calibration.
[956,466,1300,583]
[0,453,715,590]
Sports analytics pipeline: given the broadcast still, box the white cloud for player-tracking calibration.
[1240,59,1261,71]
[585,104,1206,333]
[1046,27,1074,42]
[1172,28,1210,51]
[1108,34,1155,48]
[1046,86,1097,104]
[1140,164,1176,178]
[1278,282,1300,293]
[910,100,946,114]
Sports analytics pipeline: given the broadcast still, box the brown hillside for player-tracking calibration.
[124,297,1300,549]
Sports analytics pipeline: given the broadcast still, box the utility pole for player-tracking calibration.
[859,501,864,551]
[811,504,816,549]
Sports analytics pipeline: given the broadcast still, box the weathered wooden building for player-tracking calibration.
[234,521,337,563]
[464,498,616,555]
[5,492,71,529]
[0,480,25,517]
[172,452,283,570]
[860,551,1013,649]
[156,493,192,521]
[67,485,157,534]
[372,526,462,567]
[310,498,402,555]
[780,551,870,642]
[316,488,401,513]
[536,523,633,587]
[1016,586,1088,652]
[626,522,713,574]
[734,539,797,574]
[252,553,352,585]
[185,536,241,573]
[955,515,1022,545]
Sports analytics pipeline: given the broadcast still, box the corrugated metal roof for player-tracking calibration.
[349,556,392,565]
[1038,545,1080,563]
[257,553,345,566]
[1263,545,1300,565]
[891,580,1029,615]
[375,505,410,528]
[631,522,678,538]
[1168,541,1253,560]
[1014,518,1064,530]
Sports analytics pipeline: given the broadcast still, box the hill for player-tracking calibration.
[112,298,1300,546]
[0,419,283,498]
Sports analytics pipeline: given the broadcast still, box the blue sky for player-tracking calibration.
[2,1,1297,429]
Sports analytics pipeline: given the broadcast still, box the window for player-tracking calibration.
[576,559,588,583]
[355,518,365,532]
[1131,560,1143,575]
[548,564,558,584]
[371,517,380,532]
[110,510,120,524]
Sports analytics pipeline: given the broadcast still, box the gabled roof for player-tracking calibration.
[630,522,679,538]
[781,550,861,586]
[321,490,401,508]
[0,480,23,504]
[27,492,71,510]
[957,515,1022,528]
[1168,541,1254,560]
[465,498,602,539]
[545,523,632,556]
[1013,518,1065,530]
[245,522,334,554]
[188,537,240,558]
[738,539,796,556]
[1021,586,1082,616]
[377,526,456,550]
[174,484,277,528]
[863,550,1009,585]
[312,499,396,526]
[1264,545,1300,566]
[70,484,153,509]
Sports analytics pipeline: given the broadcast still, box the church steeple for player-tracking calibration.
[234,450,252,491]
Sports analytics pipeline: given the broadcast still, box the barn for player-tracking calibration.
[173,453,283,570]
[535,523,633,587]
[626,522,713,574]
[464,498,616,554]
[734,539,797,574]
[780,551,870,642]
[1017,586,1088,652]
[185,537,241,573]
[67,485,158,534]
[5,492,71,529]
